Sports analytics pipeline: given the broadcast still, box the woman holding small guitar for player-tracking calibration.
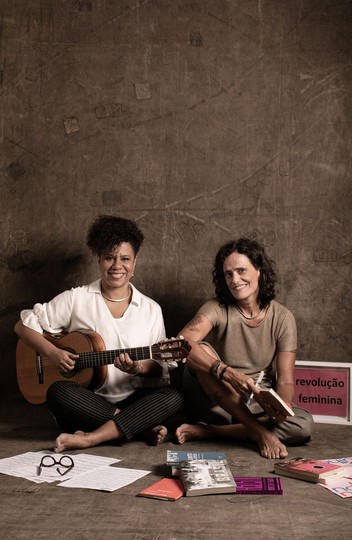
[15,215,186,452]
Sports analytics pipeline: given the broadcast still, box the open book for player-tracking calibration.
[250,387,295,418]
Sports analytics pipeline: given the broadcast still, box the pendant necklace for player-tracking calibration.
[101,289,130,303]
[236,305,264,320]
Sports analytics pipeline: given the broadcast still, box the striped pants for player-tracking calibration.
[46,381,183,441]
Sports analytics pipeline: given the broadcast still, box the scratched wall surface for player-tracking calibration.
[1,0,352,394]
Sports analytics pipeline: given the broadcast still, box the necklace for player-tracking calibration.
[101,290,130,303]
[236,305,265,320]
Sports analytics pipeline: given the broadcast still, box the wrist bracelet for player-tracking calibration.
[211,361,227,380]
[215,362,224,379]
[209,359,221,376]
[219,365,229,380]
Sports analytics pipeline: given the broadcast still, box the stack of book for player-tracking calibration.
[177,456,236,497]
[166,450,227,477]
[274,457,352,484]
[137,453,352,500]
[138,450,236,499]
[138,450,284,500]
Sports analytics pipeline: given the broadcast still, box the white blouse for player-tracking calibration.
[20,280,171,403]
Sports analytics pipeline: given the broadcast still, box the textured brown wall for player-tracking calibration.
[1,1,352,396]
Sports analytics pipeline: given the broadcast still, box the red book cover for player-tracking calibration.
[274,458,345,482]
[137,478,185,501]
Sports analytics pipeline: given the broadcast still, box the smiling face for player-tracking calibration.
[223,252,260,304]
[99,242,136,295]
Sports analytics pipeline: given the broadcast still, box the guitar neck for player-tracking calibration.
[76,346,153,369]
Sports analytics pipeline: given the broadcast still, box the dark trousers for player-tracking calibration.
[182,365,314,445]
[46,381,183,441]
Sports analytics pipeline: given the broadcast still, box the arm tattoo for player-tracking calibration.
[184,314,204,333]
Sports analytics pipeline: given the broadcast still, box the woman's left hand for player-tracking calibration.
[114,353,141,375]
[254,395,290,423]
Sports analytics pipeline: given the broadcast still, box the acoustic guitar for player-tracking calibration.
[16,331,190,405]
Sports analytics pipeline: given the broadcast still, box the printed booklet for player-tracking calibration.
[234,476,283,495]
[138,478,185,501]
[179,458,236,497]
[167,450,226,476]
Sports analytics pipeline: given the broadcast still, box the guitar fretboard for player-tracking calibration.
[76,346,156,369]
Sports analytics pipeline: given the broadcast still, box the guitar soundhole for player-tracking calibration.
[63,370,77,379]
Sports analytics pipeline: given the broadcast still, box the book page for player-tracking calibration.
[253,388,295,417]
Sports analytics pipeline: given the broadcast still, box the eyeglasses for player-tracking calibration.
[37,455,74,477]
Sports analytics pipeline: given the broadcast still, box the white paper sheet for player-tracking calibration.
[318,457,352,498]
[320,474,352,498]
[0,450,120,483]
[58,466,150,492]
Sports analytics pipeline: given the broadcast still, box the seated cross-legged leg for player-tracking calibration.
[47,381,183,452]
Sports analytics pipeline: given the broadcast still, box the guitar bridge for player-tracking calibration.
[36,353,43,384]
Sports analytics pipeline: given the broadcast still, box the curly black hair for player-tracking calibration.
[212,238,277,308]
[86,215,144,257]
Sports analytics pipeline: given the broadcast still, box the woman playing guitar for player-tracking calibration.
[15,215,188,452]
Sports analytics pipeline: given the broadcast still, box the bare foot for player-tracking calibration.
[175,423,210,444]
[54,430,92,453]
[145,425,168,446]
[256,430,288,459]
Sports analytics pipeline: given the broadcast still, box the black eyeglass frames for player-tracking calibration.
[37,454,74,477]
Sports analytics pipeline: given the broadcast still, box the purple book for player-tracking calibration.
[234,477,283,495]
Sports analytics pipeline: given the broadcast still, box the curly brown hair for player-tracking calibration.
[86,215,144,257]
[212,238,277,308]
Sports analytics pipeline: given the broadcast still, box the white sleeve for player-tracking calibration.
[20,289,73,334]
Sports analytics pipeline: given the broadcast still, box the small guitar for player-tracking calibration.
[16,331,190,405]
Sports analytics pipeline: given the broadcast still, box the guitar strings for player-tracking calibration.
[34,343,184,368]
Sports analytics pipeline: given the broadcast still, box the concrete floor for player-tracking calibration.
[1,393,352,540]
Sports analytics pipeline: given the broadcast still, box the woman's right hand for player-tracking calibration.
[14,321,78,375]
[49,348,78,374]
